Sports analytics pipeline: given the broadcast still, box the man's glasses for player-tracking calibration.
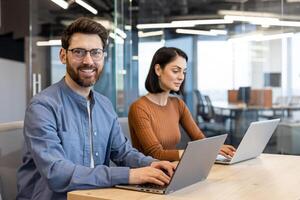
[67,48,104,61]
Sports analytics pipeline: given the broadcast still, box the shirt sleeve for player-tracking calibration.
[109,117,155,168]
[23,101,146,193]
[128,103,180,161]
[178,98,206,140]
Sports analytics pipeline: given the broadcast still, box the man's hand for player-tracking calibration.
[150,160,177,177]
[219,144,236,158]
[128,161,176,186]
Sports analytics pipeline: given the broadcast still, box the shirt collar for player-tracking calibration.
[59,77,95,107]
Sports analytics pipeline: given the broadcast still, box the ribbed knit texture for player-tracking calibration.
[128,96,205,161]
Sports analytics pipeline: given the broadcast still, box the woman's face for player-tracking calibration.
[155,55,187,92]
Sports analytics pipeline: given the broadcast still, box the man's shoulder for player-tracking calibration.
[92,91,112,104]
[29,82,62,106]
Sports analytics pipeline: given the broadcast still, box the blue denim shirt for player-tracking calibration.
[17,78,154,200]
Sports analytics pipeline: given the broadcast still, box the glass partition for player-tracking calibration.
[28,0,128,114]
[132,0,300,153]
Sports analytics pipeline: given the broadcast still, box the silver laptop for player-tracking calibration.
[216,119,280,165]
[115,134,227,194]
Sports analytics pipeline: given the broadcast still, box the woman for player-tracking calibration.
[128,47,235,161]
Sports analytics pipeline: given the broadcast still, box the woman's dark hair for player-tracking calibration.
[61,17,108,50]
[145,47,188,95]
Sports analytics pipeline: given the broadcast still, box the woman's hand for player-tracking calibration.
[219,144,236,158]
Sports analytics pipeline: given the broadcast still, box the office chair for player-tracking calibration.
[118,117,131,142]
[110,117,131,167]
[194,90,210,123]
[194,90,228,138]
[0,121,24,200]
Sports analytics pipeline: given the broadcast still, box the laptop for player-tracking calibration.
[115,134,227,194]
[215,118,280,165]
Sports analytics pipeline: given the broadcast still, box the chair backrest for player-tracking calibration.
[194,90,210,122]
[204,95,215,121]
[118,117,131,141]
[0,121,24,200]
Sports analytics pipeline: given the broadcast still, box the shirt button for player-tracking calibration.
[94,131,97,136]
[95,152,99,156]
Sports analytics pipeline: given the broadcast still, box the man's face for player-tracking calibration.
[60,33,104,87]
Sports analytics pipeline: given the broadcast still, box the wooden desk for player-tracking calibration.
[68,154,300,200]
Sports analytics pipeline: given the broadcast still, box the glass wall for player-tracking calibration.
[27,0,132,115]
[133,1,300,110]
[132,0,300,153]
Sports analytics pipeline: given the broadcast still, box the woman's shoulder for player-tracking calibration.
[131,96,148,107]
[129,96,150,111]
[169,95,188,113]
[169,95,185,106]
[129,96,153,119]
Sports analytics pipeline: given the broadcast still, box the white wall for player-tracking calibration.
[0,58,26,123]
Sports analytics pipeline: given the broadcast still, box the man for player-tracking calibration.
[17,17,175,200]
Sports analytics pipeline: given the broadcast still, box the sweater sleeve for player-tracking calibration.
[128,103,180,161]
[178,98,206,140]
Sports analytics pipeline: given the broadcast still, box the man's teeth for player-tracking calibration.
[81,69,94,73]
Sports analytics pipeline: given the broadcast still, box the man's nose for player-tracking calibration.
[82,52,94,64]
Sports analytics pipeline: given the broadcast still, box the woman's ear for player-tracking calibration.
[154,64,161,77]
[59,48,67,64]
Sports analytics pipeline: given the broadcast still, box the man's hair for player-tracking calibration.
[61,17,108,50]
[145,47,188,95]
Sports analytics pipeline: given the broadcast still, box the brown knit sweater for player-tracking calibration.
[128,96,205,161]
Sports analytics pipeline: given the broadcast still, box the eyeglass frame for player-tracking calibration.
[67,48,105,61]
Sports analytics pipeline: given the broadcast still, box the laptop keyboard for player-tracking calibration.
[216,154,231,162]
[139,183,167,189]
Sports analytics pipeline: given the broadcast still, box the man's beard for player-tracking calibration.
[66,63,102,87]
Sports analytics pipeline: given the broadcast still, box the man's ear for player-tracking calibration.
[154,64,161,77]
[59,48,67,64]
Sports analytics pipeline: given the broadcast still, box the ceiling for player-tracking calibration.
[137,0,300,23]
[11,0,300,38]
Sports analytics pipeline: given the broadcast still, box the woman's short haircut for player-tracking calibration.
[61,17,108,50]
[145,47,188,95]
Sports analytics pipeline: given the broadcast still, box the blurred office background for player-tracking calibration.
[1,0,300,154]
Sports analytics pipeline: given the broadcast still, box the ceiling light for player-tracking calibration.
[224,0,248,2]
[176,29,217,36]
[219,10,278,18]
[50,0,69,9]
[109,33,124,44]
[75,0,98,15]
[210,29,228,35]
[36,39,61,46]
[270,20,300,27]
[171,19,233,26]
[125,25,132,30]
[224,15,279,24]
[136,23,194,29]
[115,28,127,39]
[138,30,164,37]
[228,32,294,42]
[225,15,300,27]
